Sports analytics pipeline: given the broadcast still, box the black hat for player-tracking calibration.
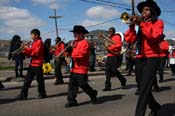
[70,25,89,34]
[137,0,161,16]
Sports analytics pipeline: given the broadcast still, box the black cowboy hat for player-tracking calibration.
[70,25,89,34]
[137,0,161,16]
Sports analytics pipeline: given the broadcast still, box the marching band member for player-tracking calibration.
[152,38,169,92]
[125,0,164,115]
[158,38,169,82]
[169,44,175,75]
[50,37,65,85]
[126,44,136,76]
[65,25,98,108]
[103,27,126,91]
[8,35,25,78]
[17,29,47,100]
[43,38,53,75]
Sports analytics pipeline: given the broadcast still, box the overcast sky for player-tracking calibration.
[0,0,175,43]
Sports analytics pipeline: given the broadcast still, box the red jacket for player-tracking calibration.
[107,34,122,56]
[23,38,44,66]
[70,39,90,74]
[125,19,164,58]
[159,40,169,57]
[50,42,65,56]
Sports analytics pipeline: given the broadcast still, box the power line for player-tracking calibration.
[95,0,129,7]
[162,10,175,13]
[85,18,120,28]
[80,0,131,10]
[44,17,120,35]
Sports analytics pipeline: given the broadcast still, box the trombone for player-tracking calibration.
[50,38,65,51]
[98,33,116,48]
[55,40,75,58]
[10,41,32,57]
[98,33,122,55]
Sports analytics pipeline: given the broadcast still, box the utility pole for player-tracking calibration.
[49,9,62,38]
[131,0,135,15]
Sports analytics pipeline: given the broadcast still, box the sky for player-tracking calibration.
[0,0,175,43]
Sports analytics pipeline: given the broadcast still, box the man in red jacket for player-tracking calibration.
[50,37,65,85]
[125,1,163,116]
[65,25,98,108]
[103,27,126,91]
[17,29,46,100]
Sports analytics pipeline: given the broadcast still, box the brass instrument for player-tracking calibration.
[120,12,141,25]
[55,40,75,58]
[98,33,123,55]
[10,41,32,57]
[98,33,116,48]
[50,38,65,51]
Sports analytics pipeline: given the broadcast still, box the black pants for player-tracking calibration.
[158,56,166,80]
[152,56,166,88]
[135,57,160,116]
[89,55,96,71]
[15,57,23,77]
[67,73,96,104]
[128,58,135,75]
[170,64,175,75]
[20,66,46,97]
[105,56,126,89]
[54,58,64,82]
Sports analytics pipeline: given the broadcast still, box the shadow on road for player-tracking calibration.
[78,94,125,106]
[0,98,17,104]
[46,91,84,99]
[158,103,175,116]
[163,78,175,83]
[111,84,137,91]
[97,94,125,104]
[0,85,36,91]
[158,86,172,92]
[0,96,37,104]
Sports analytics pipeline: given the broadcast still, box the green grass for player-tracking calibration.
[0,66,15,70]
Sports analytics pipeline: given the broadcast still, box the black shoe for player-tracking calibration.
[64,102,77,108]
[0,83,4,90]
[102,88,111,91]
[153,87,160,92]
[149,105,161,116]
[121,85,127,89]
[16,94,27,100]
[127,73,131,76]
[20,75,25,78]
[121,80,127,89]
[134,89,140,95]
[91,90,98,104]
[159,79,163,83]
[54,80,64,85]
[37,94,47,99]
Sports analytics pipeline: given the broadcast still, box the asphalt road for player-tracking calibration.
[0,71,175,116]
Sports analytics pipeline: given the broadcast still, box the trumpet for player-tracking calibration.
[120,12,141,25]
[10,41,32,57]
